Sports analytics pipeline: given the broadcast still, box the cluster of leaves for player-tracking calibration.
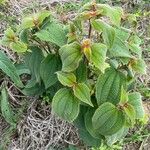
[0,1,147,148]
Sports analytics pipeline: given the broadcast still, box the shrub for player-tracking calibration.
[0,1,147,148]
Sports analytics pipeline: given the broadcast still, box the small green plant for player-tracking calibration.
[0,0,7,5]
[0,1,147,148]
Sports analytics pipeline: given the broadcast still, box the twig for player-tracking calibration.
[88,19,92,39]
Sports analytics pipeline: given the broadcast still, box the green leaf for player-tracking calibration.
[74,106,101,147]
[123,103,136,126]
[120,86,128,104]
[0,36,11,46]
[57,71,76,87]
[109,36,132,58]
[25,46,44,83]
[59,42,82,72]
[130,59,146,74]
[15,63,30,75]
[46,82,62,100]
[19,29,29,44]
[21,17,34,29]
[128,35,142,58]
[126,14,137,24]
[75,60,87,83]
[115,27,130,41]
[91,43,108,72]
[82,39,92,61]
[73,83,93,107]
[129,34,141,45]
[35,30,50,41]
[10,41,28,53]
[0,0,7,5]
[96,67,126,105]
[0,51,23,88]
[21,10,50,29]
[97,4,123,26]
[92,102,125,135]
[36,21,67,47]
[52,88,79,122]
[106,127,129,146]
[109,59,119,69]
[1,88,16,126]
[5,28,15,38]
[85,108,101,138]
[1,28,17,46]
[37,10,51,24]
[22,78,45,96]
[67,23,77,43]
[92,19,115,48]
[40,54,61,89]
[126,67,134,80]
[129,44,142,58]
[128,92,145,119]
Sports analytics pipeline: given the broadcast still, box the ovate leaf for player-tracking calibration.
[37,10,51,24]
[0,28,17,46]
[22,79,45,96]
[15,63,30,75]
[52,88,79,122]
[5,28,15,39]
[92,102,125,135]
[40,54,61,89]
[128,92,145,119]
[74,106,102,147]
[96,67,126,105]
[36,21,67,47]
[85,108,101,138]
[92,19,115,48]
[21,17,34,29]
[128,35,142,58]
[75,60,87,83]
[25,46,44,83]
[67,23,77,43]
[106,127,129,146]
[129,44,142,58]
[130,59,146,74]
[59,42,82,72]
[1,88,16,126]
[109,36,132,58]
[21,10,50,29]
[120,86,128,104]
[0,51,23,88]
[19,29,29,44]
[115,27,130,41]
[123,103,136,126]
[97,4,123,26]
[91,43,108,72]
[82,39,92,61]
[57,71,76,87]
[10,41,28,53]
[73,83,93,107]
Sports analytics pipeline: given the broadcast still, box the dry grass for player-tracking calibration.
[8,100,80,150]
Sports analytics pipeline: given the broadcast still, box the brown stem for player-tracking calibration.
[88,19,92,39]
[32,38,49,53]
